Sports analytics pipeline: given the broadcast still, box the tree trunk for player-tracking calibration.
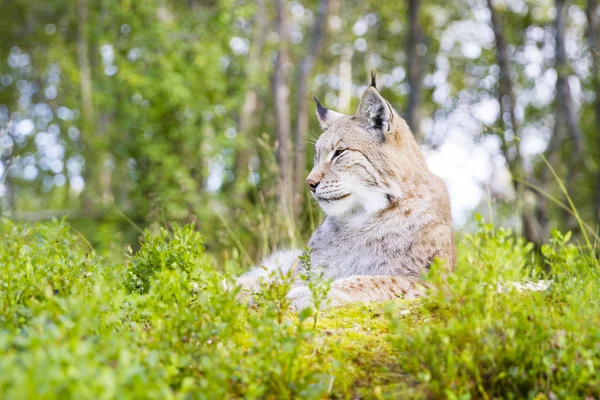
[406,0,424,140]
[77,0,94,133]
[96,113,113,204]
[486,0,546,245]
[76,0,96,212]
[293,0,329,221]
[0,158,13,217]
[554,0,584,206]
[586,0,600,224]
[233,0,268,194]
[327,0,352,115]
[273,0,293,219]
[537,109,564,234]
[338,46,353,114]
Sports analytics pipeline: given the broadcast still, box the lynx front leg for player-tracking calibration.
[332,275,426,302]
[233,250,303,305]
[288,275,426,311]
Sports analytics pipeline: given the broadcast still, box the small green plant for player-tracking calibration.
[124,223,205,294]
[255,266,296,325]
[299,247,332,328]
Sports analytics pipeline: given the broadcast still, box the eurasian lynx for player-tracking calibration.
[238,75,455,310]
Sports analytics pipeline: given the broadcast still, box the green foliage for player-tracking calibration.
[387,217,600,399]
[0,219,99,330]
[254,265,297,325]
[124,223,205,294]
[2,218,600,399]
[299,247,333,328]
[4,0,599,262]
[0,219,349,399]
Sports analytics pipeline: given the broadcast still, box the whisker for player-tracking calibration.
[306,133,319,144]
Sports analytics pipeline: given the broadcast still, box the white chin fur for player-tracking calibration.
[354,188,389,214]
[317,188,388,218]
[318,194,359,217]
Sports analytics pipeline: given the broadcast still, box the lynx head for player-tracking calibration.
[307,75,425,218]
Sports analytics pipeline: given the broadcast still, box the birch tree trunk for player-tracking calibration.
[554,0,584,206]
[486,0,546,245]
[0,157,13,217]
[327,0,352,115]
[77,0,97,211]
[293,0,329,221]
[338,46,353,114]
[273,0,293,219]
[586,0,600,224]
[406,0,424,140]
[537,110,563,235]
[234,0,268,194]
[77,0,94,133]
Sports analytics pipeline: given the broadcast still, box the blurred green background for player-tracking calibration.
[0,0,598,264]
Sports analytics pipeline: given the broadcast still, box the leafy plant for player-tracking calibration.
[299,247,333,328]
[386,217,600,399]
[124,223,205,294]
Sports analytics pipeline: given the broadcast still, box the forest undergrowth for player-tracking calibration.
[1,215,599,399]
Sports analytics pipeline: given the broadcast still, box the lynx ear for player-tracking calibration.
[314,97,345,129]
[355,86,393,138]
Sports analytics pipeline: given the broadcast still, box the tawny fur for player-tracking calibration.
[238,79,455,310]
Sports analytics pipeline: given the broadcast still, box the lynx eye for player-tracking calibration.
[332,149,347,159]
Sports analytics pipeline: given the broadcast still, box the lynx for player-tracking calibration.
[238,75,456,311]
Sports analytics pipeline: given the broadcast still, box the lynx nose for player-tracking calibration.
[306,178,320,193]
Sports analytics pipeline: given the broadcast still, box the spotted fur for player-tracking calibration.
[239,80,455,310]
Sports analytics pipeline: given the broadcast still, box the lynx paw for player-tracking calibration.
[287,286,314,312]
[232,275,262,306]
[235,275,261,292]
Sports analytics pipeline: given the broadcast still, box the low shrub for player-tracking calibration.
[0,219,343,399]
[387,217,600,399]
[1,217,598,399]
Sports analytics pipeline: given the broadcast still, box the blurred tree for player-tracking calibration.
[486,0,546,245]
[406,0,424,140]
[586,0,600,224]
[293,0,329,220]
[554,0,584,218]
[273,0,293,221]
[233,0,269,197]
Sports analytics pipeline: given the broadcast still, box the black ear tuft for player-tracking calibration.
[313,96,328,119]
[370,70,377,89]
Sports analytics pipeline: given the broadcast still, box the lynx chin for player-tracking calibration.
[237,74,456,311]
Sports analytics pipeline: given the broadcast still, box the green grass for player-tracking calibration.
[1,218,599,399]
